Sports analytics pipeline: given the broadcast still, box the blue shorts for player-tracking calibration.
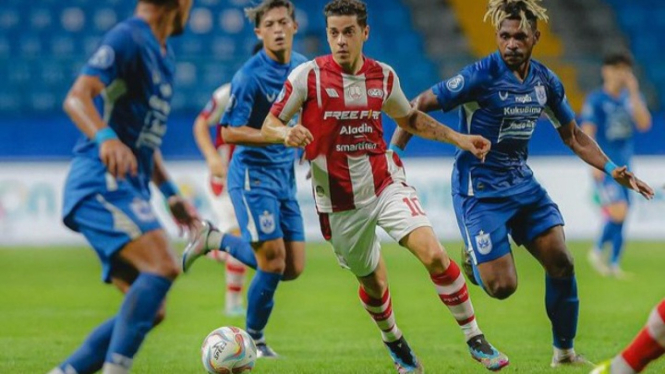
[64,191,162,283]
[229,188,305,243]
[595,174,630,206]
[453,184,564,265]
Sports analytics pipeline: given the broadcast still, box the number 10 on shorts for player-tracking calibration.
[403,197,426,216]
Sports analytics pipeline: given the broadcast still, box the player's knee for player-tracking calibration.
[486,277,517,300]
[153,307,166,326]
[547,251,575,278]
[420,246,448,273]
[282,262,305,281]
[158,259,181,280]
[257,241,287,274]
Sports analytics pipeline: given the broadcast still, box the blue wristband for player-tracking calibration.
[604,161,618,175]
[389,144,405,158]
[94,127,118,145]
[158,180,180,198]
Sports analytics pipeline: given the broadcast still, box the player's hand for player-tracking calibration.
[284,125,313,148]
[624,71,640,94]
[99,139,138,179]
[458,134,491,163]
[611,166,655,200]
[167,196,200,237]
[207,154,227,179]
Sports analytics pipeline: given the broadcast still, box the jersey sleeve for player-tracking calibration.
[200,84,231,127]
[543,69,576,128]
[431,64,484,112]
[580,94,599,126]
[381,69,412,119]
[270,61,311,124]
[221,71,257,128]
[81,27,137,86]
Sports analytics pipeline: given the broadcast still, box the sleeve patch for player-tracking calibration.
[446,74,465,92]
[88,45,115,69]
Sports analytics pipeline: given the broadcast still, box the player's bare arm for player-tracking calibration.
[390,89,441,151]
[221,125,273,147]
[558,120,654,199]
[193,113,226,179]
[63,75,138,179]
[261,112,313,148]
[393,109,490,161]
[624,72,652,131]
[580,121,605,181]
[152,150,199,232]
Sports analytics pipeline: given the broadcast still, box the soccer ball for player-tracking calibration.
[201,326,257,373]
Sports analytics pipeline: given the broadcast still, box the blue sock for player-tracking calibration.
[59,317,115,374]
[545,275,579,349]
[105,273,172,369]
[609,221,625,267]
[246,269,282,341]
[221,234,257,270]
[596,220,615,251]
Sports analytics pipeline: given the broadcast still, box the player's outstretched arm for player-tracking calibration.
[261,113,313,148]
[390,89,442,152]
[221,126,274,147]
[63,75,137,179]
[558,120,654,199]
[393,110,489,161]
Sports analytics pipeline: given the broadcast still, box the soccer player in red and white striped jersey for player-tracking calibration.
[262,1,508,372]
[591,299,665,374]
[193,82,245,316]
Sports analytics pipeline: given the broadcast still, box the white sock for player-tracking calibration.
[102,363,129,374]
[553,346,575,360]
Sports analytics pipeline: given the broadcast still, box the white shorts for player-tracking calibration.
[206,176,239,233]
[320,182,432,277]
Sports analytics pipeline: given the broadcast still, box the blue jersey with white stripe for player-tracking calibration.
[432,52,576,198]
[581,89,636,167]
[222,50,307,192]
[63,17,175,216]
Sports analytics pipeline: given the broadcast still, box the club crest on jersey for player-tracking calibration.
[475,231,492,255]
[535,85,547,105]
[88,45,115,69]
[347,85,363,100]
[446,75,465,92]
[259,211,276,234]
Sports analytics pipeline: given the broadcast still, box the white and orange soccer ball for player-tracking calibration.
[201,326,257,373]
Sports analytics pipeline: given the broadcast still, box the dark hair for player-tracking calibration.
[244,0,296,26]
[603,51,634,67]
[138,0,178,7]
[324,0,368,28]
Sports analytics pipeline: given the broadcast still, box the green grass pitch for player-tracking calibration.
[1,241,664,373]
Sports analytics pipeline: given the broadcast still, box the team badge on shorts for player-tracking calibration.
[475,230,493,255]
[259,211,276,234]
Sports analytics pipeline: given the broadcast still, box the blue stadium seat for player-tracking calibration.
[0,0,440,114]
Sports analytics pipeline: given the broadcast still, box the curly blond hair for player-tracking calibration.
[484,0,549,31]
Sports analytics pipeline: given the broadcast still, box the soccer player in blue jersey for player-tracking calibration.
[182,0,307,358]
[581,52,652,278]
[48,1,195,373]
[390,0,654,367]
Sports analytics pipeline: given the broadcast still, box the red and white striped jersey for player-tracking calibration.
[270,55,412,213]
[198,83,235,163]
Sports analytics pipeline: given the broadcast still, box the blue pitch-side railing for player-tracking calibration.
[0,111,663,161]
